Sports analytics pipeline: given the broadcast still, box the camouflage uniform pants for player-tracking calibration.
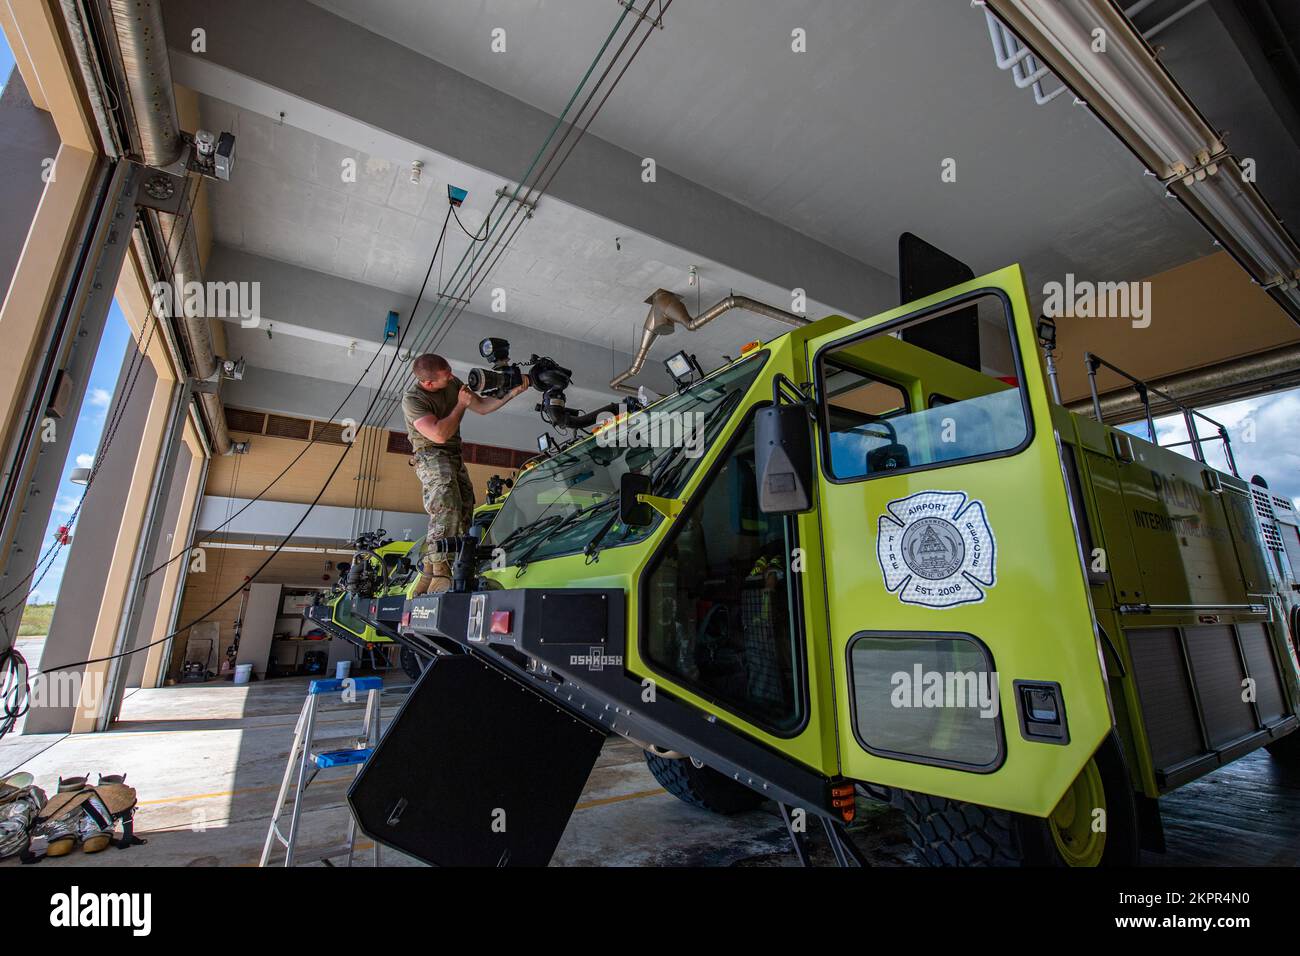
[412,449,475,550]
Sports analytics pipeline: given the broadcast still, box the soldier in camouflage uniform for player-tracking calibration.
[402,353,530,594]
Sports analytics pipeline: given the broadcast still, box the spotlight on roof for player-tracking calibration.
[664,350,702,390]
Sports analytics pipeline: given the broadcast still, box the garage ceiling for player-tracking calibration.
[169,0,1297,420]
[195,93,837,356]
[307,0,1208,284]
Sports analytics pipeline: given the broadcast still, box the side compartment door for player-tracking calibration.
[807,265,1111,818]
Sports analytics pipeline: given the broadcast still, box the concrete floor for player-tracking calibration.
[3,638,1298,867]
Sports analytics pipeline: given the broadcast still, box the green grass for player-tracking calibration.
[18,603,54,637]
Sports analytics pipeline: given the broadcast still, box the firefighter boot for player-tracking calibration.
[412,559,453,596]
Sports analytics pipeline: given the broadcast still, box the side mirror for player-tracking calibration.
[755,404,814,514]
[619,472,654,527]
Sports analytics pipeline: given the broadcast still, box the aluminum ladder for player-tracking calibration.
[259,675,383,867]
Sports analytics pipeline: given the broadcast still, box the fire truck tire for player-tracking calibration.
[399,646,428,681]
[643,751,767,814]
[897,790,1027,865]
[898,738,1139,866]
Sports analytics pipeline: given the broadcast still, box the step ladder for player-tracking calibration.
[260,676,384,867]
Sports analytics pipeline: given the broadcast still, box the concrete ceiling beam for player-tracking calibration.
[160,0,896,318]
[205,245,671,392]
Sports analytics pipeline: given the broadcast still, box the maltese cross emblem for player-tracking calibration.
[876,491,997,608]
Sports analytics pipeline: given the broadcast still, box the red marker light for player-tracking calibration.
[490,610,512,635]
[830,782,856,823]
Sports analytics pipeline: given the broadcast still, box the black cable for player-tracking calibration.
[37,201,457,675]
[451,204,489,242]
[0,645,30,739]
[43,437,357,673]
[368,0,655,392]
[389,0,661,432]
[428,0,668,355]
[0,173,201,613]
[351,205,453,534]
[428,0,667,354]
[36,1,665,675]
[139,204,455,583]
[208,449,241,614]
[343,4,661,464]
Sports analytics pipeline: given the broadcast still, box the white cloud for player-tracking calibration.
[89,388,111,408]
[1140,387,1300,509]
[75,453,94,468]
[53,494,79,517]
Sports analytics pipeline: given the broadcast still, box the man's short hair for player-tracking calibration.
[412,353,450,380]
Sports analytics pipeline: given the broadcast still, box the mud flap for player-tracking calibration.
[348,653,606,866]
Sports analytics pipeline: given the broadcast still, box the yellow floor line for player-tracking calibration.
[136,776,348,807]
[102,713,402,740]
[574,788,665,810]
[139,779,663,812]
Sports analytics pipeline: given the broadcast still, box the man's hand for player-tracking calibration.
[467,375,530,416]
[457,384,475,408]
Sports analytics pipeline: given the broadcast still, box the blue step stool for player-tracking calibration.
[260,677,384,867]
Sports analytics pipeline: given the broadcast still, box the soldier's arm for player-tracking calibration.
[414,389,472,443]
[467,375,531,415]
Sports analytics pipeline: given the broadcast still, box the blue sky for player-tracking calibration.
[1120,386,1300,508]
[0,30,14,97]
[27,303,130,604]
[3,0,135,606]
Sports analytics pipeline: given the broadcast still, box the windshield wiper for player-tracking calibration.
[649,389,745,495]
[493,512,564,550]
[513,497,618,573]
[582,508,624,563]
[588,391,747,562]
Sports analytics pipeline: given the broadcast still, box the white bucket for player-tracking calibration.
[233,663,253,685]
[335,660,352,680]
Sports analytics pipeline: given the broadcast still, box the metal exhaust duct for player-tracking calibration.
[106,0,232,454]
[609,290,807,393]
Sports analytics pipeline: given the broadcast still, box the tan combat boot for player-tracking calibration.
[426,560,453,594]
[411,559,453,596]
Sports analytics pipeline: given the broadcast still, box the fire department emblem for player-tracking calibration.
[877,491,996,608]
